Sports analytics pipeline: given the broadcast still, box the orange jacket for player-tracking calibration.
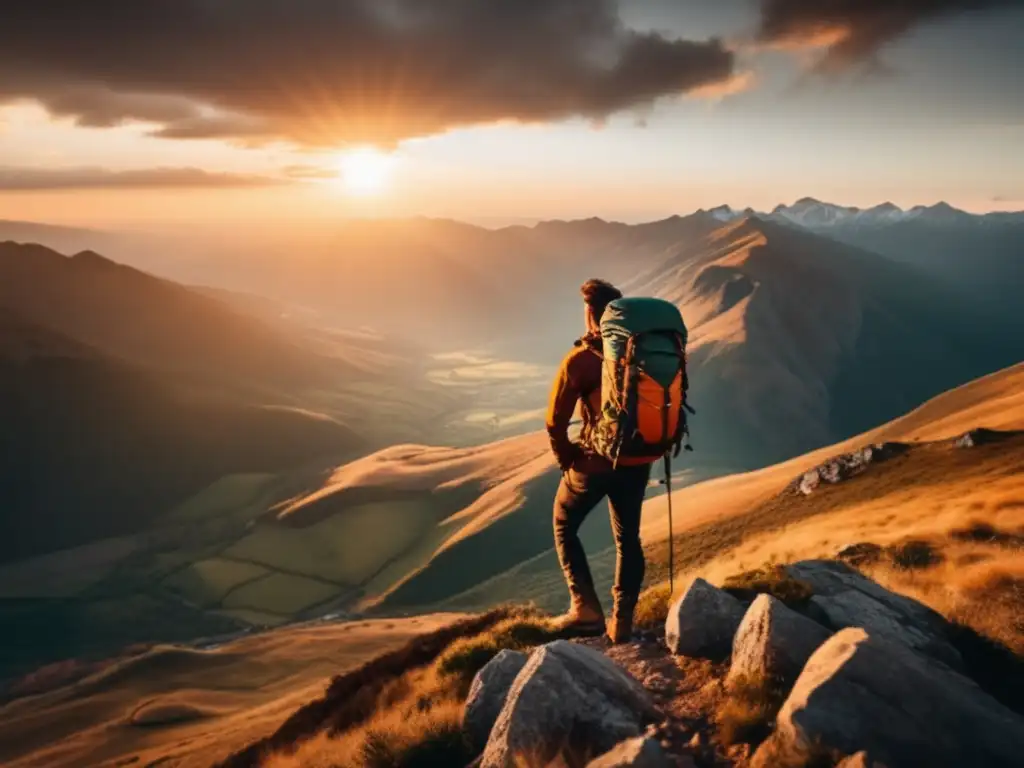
[545,333,607,473]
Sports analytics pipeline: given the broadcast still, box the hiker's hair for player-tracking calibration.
[580,278,622,319]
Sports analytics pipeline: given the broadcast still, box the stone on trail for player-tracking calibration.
[728,593,832,688]
[463,649,529,750]
[586,736,672,768]
[665,578,746,659]
[752,628,1024,768]
[785,560,962,669]
[480,640,659,768]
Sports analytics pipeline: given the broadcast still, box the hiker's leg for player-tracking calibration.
[553,469,608,613]
[607,463,653,607]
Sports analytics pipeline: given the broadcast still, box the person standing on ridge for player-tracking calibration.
[545,278,691,644]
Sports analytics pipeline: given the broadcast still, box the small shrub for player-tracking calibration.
[434,616,557,695]
[888,539,943,570]
[722,564,813,607]
[360,701,473,768]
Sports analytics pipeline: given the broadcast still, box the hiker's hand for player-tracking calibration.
[557,444,583,472]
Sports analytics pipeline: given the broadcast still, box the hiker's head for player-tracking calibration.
[580,278,622,332]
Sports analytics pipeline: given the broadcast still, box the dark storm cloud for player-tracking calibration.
[756,0,1015,70]
[0,166,285,191]
[0,0,736,147]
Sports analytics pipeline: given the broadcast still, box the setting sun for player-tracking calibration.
[336,147,395,196]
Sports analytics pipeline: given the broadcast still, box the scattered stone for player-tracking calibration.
[952,428,1010,448]
[665,578,746,659]
[481,640,658,768]
[586,736,671,768]
[463,649,529,749]
[793,443,907,495]
[809,589,961,670]
[835,542,883,566]
[728,594,832,688]
[752,628,1024,768]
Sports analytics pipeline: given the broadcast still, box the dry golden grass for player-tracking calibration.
[713,673,786,748]
[0,614,471,768]
[263,610,560,768]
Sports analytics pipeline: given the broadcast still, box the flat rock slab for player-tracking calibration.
[728,593,832,688]
[753,628,1024,768]
[481,640,659,768]
[810,590,961,669]
[464,649,529,749]
[586,736,671,768]
[665,578,746,659]
[785,560,961,668]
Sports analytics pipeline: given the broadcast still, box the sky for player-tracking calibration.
[0,0,1022,228]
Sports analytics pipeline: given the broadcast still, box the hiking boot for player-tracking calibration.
[607,601,636,644]
[550,596,606,637]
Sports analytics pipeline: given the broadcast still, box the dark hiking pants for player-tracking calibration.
[553,463,652,611]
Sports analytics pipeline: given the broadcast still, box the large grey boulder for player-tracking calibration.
[752,628,1024,768]
[809,590,961,669]
[785,560,962,669]
[464,649,529,749]
[481,640,659,768]
[665,578,746,659]
[728,594,832,688]
[586,736,671,768]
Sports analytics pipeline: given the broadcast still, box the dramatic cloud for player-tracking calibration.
[0,1,736,147]
[756,0,1014,71]
[0,167,284,191]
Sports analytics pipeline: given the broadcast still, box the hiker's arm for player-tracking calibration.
[545,352,582,471]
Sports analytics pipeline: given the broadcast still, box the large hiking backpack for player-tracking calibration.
[587,297,692,467]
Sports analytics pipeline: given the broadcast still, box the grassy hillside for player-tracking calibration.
[0,613,471,768]
[0,241,353,393]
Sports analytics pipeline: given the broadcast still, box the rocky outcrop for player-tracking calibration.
[786,560,961,669]
[665,578,746,659]
[752,628,1024,768]
[480,640,659,768]
[586,736,672,768]
[464,649,528,750]
[728,594,832,687]
[792,442,907,495]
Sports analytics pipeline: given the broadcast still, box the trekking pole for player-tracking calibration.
[664,452,674,598]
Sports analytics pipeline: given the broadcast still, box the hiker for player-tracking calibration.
[545,279,690,644]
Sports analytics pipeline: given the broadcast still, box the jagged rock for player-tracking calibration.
[752,628,1024,768]
[586,736,671,768]
[464,649,528,749]
[481,640,658,768]
[809,589,961,670]
[835,542,883,566]
[728,594,832,688]
[665,578,746,659]
[784,561,952,644]
[794,443,907,495]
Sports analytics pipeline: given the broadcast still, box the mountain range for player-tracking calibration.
[0,204,1020,682]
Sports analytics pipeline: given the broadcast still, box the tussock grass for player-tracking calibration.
[633,582,673,628]
[714,673,786,747]
[722,564,814,607]
[259,609,559,768]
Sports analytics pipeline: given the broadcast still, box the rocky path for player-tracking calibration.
[467,559,1024,768]
[579,632,747,767]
